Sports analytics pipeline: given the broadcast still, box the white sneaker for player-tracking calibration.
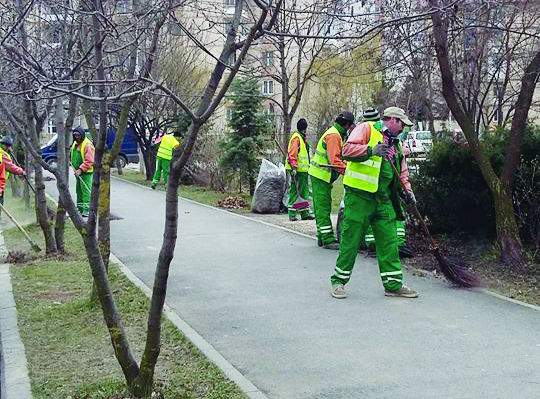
[331,284,347,299]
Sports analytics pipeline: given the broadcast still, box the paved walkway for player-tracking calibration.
[6,175,540,399]
[107,178,539,399]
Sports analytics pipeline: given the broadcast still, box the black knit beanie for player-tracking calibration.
[297,118,308,132]
[363,107,380,121]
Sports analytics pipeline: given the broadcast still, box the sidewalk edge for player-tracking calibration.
[110,253,269,399]
[0,234,33,399]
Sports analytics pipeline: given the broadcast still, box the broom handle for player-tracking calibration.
[291,171,301,193]
[0,202,41,252]
[8,150,36,195]
[387,157,438,248]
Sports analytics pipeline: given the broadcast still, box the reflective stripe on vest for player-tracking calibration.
[308,126,342,183]
[71,137,94,173]
[285,131,309,172]
[343,123,383,193]
[0,148,10,180]
[157,135,180,161]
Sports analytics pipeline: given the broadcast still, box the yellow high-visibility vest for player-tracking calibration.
[70,137,94,173]
[285,131,309,172]
[308,126,342,183]
[0,147,11,180]
[157,135,180,161]
[343,123,383,193]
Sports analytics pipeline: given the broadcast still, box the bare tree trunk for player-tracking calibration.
[98,151,111,272]
[132,167,179,396]
[54,97,70,252]
[430,1,532,269]
[23,152,31,207]
[26,105,57,254]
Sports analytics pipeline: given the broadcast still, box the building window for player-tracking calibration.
[263,51,274,67]
[262,80,274,95]
[224,0,235,6]
[47,119,57,135]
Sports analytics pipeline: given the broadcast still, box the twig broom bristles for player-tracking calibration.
[388,159,479,288]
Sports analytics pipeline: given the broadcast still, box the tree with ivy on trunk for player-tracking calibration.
[221,77,269,195]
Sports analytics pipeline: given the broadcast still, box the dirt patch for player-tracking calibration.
[33,289,82,303]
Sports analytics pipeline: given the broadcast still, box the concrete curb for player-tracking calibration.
[110,253,269,399]
[0,233,33,399]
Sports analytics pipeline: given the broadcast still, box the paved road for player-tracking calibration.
[46,176,540,399]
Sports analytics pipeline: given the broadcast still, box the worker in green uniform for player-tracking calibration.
[308,112,354,249]
[360,108,415,258]
[285,119,314,221]
[152,130,182,189]
[330,107,418,299]
[71,127,95,217]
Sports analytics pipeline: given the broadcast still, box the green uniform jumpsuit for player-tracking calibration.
[71,137,94,215]
[285,131,312,219]
[152,134,181,186]
[331,123,407,292]
[308,124,346,245]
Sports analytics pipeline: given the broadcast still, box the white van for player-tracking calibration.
[406,131,432,156]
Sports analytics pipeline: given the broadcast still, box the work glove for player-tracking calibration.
[371,143,389,157]
[404,190,416,205]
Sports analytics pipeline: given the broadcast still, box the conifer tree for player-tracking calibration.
[221,77,269,195]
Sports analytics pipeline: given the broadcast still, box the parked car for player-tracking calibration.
[406,130,433,156]
[41,126,139,168]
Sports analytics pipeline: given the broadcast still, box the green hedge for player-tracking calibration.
[411,125,540,242]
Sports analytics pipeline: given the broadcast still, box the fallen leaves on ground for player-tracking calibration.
[217,196,248,209]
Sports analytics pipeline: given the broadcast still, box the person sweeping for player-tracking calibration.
[71,127,94,217]
[330,107,418,299]
[360,107,415,258]
[308,111,354,249]
[285,119,314,221]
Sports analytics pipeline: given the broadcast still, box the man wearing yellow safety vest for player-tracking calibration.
[360,107,415,258]
[330,107,419,299]
[71,127,95,217]
[285,119,314,221]
[151,130,182,189]
[308,111,355,249]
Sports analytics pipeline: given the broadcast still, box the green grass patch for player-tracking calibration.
[3,191,247,399]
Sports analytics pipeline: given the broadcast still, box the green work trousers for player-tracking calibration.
[331,190,403,292]
[365,220,406,248]
[76,172,92,215]
[311,176,336,244]
[287,171,312,218]
[152,157,171,186]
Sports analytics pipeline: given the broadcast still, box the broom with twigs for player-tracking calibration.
[386,146,479,288]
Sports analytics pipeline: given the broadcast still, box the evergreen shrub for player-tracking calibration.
[412,125,540,241]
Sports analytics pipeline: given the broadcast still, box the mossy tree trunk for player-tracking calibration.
[430,2,540,270]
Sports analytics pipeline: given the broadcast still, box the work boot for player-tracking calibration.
[301,215,315,220]
[151,184,156,190]
[289,215,298,221]
[317,238,323,247]
[323,242,340,250]
[331,284,347,299]
[384,285,418,298]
